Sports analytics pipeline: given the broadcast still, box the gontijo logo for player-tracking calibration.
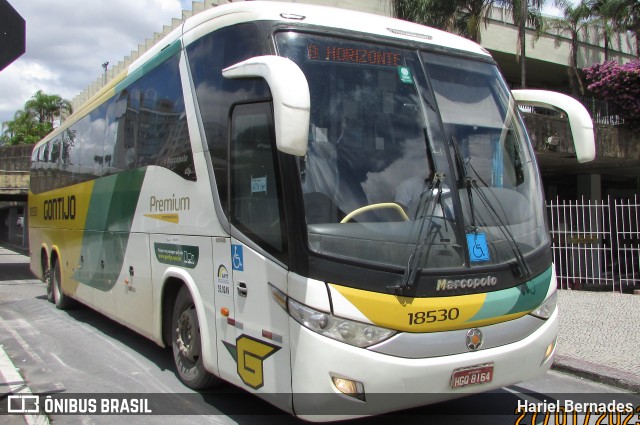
[43,195,76,220]
[436,276,498,291]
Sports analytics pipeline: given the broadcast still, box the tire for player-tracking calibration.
[171,286,218,389]
[52,258,75,310]
[43,258,54,303]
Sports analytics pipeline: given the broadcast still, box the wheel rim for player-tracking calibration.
[53,272,61,302]
[44,268,52,297]
[175,306,201,364]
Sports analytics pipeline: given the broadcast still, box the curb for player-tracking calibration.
[0,345,50,425]
[552,354,640,393]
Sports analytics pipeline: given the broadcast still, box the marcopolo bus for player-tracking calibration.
[29,1,595,420]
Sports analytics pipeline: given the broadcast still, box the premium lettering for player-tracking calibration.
[150,194,190,212]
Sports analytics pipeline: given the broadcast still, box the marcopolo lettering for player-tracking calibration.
[43,195,76,221]
[436,276,498,291]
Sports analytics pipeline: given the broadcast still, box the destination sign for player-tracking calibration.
[307,43,402,67]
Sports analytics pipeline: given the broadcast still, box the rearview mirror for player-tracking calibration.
[512,89,595,163]
[223,55,310,156]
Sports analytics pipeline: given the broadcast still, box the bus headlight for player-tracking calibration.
[529,291,557,320]
[287,297,396,348]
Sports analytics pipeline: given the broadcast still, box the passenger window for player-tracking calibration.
[230,102,286,259]
[187,23,268,215]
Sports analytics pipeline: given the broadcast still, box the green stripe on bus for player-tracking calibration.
[467,267,552,322]
[75,168,146,291]
[115,39,181,95]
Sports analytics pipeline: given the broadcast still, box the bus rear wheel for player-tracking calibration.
[52,258,75,310]
[43,257,54,303]
[171,286,217,389]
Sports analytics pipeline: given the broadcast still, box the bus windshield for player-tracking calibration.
[276,32,549,274]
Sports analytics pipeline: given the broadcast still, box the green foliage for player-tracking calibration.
[547,0,594,96]
[591,0,640,57]
[391,0,546,43]
[1,90,72,146]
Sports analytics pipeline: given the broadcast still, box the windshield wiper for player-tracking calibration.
[466,162,532,278]
[449,134,531,278]
[388,172,445,296]
[387,129,442,296]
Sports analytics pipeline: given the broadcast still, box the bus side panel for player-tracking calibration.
[228,240,293,414]
[149,234,218,375]
[28,180,95,296]
[211,237,237,383]
[115,232,154,338]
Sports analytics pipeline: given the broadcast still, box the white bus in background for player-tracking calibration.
[29,1,595,420]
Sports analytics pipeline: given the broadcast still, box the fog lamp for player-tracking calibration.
[331,376,366,402]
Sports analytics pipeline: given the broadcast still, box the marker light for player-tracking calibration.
[542,337,557,365]
[331,376,366,402]
[287,297,396,348]
[529,291,557,320]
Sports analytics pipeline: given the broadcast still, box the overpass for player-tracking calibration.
[0,144,31,249]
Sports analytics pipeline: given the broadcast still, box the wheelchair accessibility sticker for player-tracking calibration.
[467,233,490,262]
[232,244,244,271]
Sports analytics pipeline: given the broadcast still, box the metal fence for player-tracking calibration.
[575,96,627,126]
[547,196,640,292]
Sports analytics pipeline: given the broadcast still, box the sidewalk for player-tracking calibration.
[0,245,46,424]
[554,289,640,392]
[1,244,639,423]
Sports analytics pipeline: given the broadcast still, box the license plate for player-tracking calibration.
[450,363,494,389]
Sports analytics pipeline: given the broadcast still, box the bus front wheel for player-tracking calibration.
[171,286,217,389]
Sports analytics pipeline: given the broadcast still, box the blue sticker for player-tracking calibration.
[232,244,244,271]
[467,233,490,262]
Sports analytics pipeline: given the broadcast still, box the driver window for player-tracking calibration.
[230,102,286,259]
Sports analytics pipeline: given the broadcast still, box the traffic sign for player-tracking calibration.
[0,0,26,71]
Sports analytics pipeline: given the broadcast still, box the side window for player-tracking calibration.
[187,23,268,215]
[85,103,107,179]
[230,102,286,259]
[104,53,195,180]
[30,147,40,194]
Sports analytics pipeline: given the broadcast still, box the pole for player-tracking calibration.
[520,0,526,89]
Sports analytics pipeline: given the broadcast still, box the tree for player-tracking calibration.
[0,90,73,146]
[24,90,73,127]
[512,0,546,88]
[591,0,640,58]
[547,0,593,97]
[392,0,546,87]
[584,60,640,129]
[392,0,459,33]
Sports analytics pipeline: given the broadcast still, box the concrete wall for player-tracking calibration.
[0,144,32,196]
[523,113,640,161]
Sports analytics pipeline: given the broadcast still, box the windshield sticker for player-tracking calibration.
[251,176,267,194]
[307,43,402,67]
[216,265,231,296]
[398,66,413,84]
[467,233,490,262]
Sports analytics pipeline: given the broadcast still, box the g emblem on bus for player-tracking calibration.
[223,334,280,390]
[466,328,483,351]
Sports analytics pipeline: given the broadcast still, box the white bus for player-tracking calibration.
[29,1,595,420]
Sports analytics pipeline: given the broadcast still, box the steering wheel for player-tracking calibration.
[340,203,409,223]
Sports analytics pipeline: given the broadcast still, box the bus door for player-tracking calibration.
[224,102,292,408]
